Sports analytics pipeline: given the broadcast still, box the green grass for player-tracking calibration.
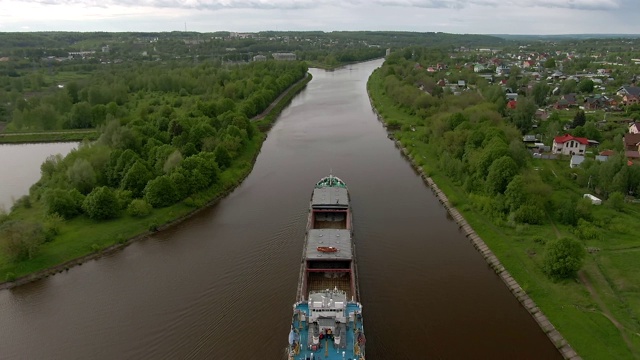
[0,131,98,144]
[368,69,640,359]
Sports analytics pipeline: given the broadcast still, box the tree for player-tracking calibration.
[67,158,97,194]
[510,98,536,133]
[505,175,526,212]
[572,110,586,128]
[486,156,518,195]
[83,186,119,220]
[561,79,577,95]
[543,237,585,280]
[606,192,625,211]
[144,175,178,207]
[44,188,84,219]
[578,79,594,94]
[214,145,231,170]
[121,161,152,198]
[544,58,556,69]
[531,82,549,107]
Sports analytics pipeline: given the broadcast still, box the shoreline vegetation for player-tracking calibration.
[0,72,312,290]
[367,56,640,359]
[0,130,98,144]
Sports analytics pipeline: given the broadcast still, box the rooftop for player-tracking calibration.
[311,187,349,208]
[306,229,352,260]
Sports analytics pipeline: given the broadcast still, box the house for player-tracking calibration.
[474,64,486,73]
[583,194,602,205]
[272,52,296,61]
[252,54,267,62]
[554,98,570,110]
[623,94,639,106]
[584,96,606,110]
[507,100,518,109]
[496,64,511,75]
[570,155,585,168]
[427,67,436,72]
[506,93,518,101]
[535,109,549,120]
[616,85,640,97]
[629,122,640,134]
[595,155,609,162]
[562,93,578,106]
[457,80,466,88]
[626,150,640,161]
[553,134,589,155]
[623,133,640,150]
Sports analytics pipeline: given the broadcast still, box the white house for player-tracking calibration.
[629,122,640,134]
[583,194,602,205]
[553,134,589,155]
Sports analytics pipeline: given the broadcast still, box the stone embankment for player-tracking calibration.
[368,94,581,360]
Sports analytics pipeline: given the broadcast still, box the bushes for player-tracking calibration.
[0,221,46,262]
[83,186,119,220]
[44,188,84,219]
[543,237,585,280]
[127,199,152,217]
[513,204,545,225]
[144,175,177,208]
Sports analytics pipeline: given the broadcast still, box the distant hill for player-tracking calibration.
[493,34,640,41]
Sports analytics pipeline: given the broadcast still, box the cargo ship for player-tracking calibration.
[287,175,366,360]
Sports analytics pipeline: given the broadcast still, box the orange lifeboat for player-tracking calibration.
[317,246,338,253]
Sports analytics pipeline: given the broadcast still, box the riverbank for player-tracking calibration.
[306,57,385,71]
[0,130,98,144]
[365,72,588,358]
[0,72,312,290]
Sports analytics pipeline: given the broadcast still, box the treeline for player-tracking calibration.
[4,60,305,131]
[1,59,307,262]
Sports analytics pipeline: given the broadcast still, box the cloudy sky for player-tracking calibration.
[1,0,639,34]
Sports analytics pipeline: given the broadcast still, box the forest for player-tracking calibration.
[0,58,308,277]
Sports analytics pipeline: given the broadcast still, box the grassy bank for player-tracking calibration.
[0,131,98,144]
[368,69,640,359]
[0,73,312,287]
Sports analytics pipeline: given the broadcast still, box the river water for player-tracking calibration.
[0,142,77,211]
[0,60,561,359]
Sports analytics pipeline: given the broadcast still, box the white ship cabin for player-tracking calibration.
[308,289,349,348]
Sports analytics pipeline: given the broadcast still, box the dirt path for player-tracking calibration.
[251,73,309,122]
[0,129,95,136]
[577,270,637,358]
[549,215,637,357]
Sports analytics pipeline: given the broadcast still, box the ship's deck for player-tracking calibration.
[306,273,352,299]
[290,302,365,360]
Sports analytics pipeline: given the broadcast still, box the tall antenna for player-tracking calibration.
[184,22,187,32]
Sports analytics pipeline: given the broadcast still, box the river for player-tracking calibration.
[0,60,561,359]
[0,142,77,211]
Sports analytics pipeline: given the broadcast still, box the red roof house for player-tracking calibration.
[552,134,589,155]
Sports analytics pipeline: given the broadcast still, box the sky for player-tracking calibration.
[1,0,640,34]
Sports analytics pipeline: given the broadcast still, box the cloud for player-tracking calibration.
[17,0,625,11]
[28,0,327,10]
[367,0,621,11]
